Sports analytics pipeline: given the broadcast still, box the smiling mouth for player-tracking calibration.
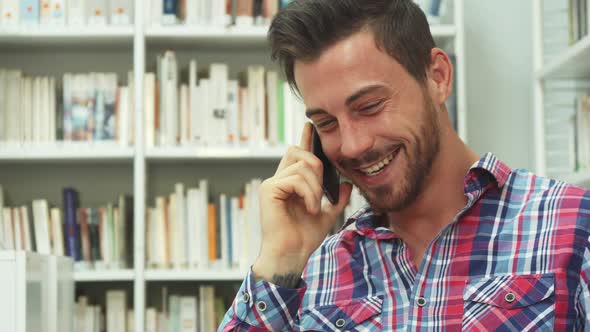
[357,148,401,176]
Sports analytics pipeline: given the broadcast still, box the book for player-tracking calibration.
[50,0,66,25]
[63,188,81,262]
[106,290,127,332]
[87,0,108,25]
[1,0,20,27]
[19,0,39,26]
[68,0,86,25]
[162,0,178,25]
[111,0,132,25]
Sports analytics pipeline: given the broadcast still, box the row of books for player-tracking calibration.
[544,80,590,175]
[148,52,306,148]
[0,69,134,145]
[0,0,133,28]
[543,0,590,62]
[145,0,292,27]
[146,179,261,271]
[146,286,223,332]
[0,186,134,270]
[75,290,134,332]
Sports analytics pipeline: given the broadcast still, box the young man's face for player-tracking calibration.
[295,29,442,213]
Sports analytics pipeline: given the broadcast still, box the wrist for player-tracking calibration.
[252,252,309,288]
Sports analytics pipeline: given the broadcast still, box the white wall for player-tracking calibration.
[464,0,534,170]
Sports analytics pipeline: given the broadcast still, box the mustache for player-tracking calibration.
[338,144,402,169]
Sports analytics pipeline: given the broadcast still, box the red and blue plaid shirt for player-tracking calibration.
[219,153,590,331]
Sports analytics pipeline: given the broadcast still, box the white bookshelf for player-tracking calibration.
[532,0,590,184]
[74,269,135,282]
[0,1,467,331]
[144,269,246,281]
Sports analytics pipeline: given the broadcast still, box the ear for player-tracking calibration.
[426,48,453,105]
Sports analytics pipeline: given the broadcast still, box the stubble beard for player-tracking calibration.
[359,95,441,214]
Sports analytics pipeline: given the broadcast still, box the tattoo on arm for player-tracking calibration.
[254,272,300,289]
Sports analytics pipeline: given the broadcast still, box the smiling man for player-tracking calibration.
[219,0,590,331]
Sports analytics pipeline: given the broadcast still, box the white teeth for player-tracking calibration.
[360,151,397,175]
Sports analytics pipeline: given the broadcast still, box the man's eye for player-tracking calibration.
[317,119,336,129]
[359,101,383,113]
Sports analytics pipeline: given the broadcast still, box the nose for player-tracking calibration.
[339,119,373,159]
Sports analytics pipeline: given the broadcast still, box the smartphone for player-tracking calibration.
[311,126,340,204]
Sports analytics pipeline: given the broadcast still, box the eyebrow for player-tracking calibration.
[305,84,387,119]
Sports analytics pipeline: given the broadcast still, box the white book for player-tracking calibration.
[185,0,197,24]
[106,290,126,332]
[75,297,88,332]
[145,308,158,332]
[86,0,107,25]
[32,77,42,142]
[127,309,135,332]
[84,305,95,332]
[155,197,169,268]
[50,0,66,25]
[41,77,51,142]
[2,208,14,249]
[179,296,197,332]
[199,0,211,25]
[101,206,113,267]
[13,208,22,250]
[180,84,190,145]
[49,77,56,141]
[198,287,207,332]
[144,72,156,148]
[211,0,225,25]
[118,86,130,146]
[168,193,178,267]
[230,197,239,267]
[157,312,168,332]
[145,208,155,267]
[266,71,279,145]
[68,0,86,25]
[189,59,201,144]
[8,70,23,143]
[199,79,211,145]
[198,180,209,268]
[175,183,187,268]
[227,80,239,145]
[186,188,199,268]
[1,0,20,27]
[50,208,64,255]
[40,0,52,25]
[22,77,32,143]
[110,0,132,25]
[248,66,266,145]
[162,51,178,146]
[20,206,32,251]
[32,199,52,254]
[209,64,229,145]
[219,193,228,267]
[150,0,162,26]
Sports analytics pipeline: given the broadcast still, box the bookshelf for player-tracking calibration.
[0,1,466,331]
[533,0,590,185]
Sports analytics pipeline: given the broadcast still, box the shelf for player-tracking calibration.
[145,24,457,48]
[144,269,246,281]
[145,145,286,161]
[0,26,134,48]
[74,269,135,282]
[0,143,134,162]
[537,35,590,80]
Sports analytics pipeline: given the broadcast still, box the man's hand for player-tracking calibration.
[252,123,353,288]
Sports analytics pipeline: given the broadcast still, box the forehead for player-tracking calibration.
[293,30,409,105]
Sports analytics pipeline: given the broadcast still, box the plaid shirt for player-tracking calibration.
[219,153,590,331]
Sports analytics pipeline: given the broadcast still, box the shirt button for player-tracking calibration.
[241,292,250,303]
[335,318,346,328]
[416,297,427,307]
[505,292,516,303]
[256,300,267,312]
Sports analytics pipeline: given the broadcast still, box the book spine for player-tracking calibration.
[63,188,81,261]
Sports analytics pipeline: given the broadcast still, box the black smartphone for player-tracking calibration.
[311,126,340,204]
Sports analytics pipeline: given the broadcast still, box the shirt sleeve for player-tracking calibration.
[218,268,307,332]
[577,238,590,331]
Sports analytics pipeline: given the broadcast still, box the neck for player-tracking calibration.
[386,122,479,256]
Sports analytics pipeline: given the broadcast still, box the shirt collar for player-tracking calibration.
[340,152,512,239]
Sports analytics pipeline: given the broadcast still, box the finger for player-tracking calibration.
[275,146,323,176]
[323,182,353,218]
[299,122,313,151]
[275,160,323,203]
[272,174,321,214]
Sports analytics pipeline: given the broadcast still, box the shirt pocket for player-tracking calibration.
[299,295,384,332]
[462,273,555,331]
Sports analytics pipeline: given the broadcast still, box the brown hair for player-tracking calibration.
[268,0,435,92]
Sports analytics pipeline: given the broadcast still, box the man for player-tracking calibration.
[219,0,590,330]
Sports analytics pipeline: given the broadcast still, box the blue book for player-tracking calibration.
[162,0,178,24]
[63,188,81,261]
[226,195,233,267]
[20,0,40,26]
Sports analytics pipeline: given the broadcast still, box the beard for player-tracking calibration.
[344,93,441,213]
